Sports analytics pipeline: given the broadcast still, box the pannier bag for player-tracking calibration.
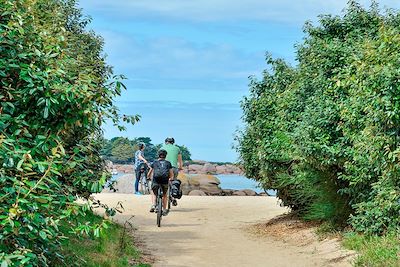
[171,179,182,199]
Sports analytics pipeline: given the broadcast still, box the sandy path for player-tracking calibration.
[95,194,352,267]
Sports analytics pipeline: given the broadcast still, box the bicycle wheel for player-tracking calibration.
[144,179,150,195]
[139,173,145,194]
[167,183,172,210]
[156,188,163,227]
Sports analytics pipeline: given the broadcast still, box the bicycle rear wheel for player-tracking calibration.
[156,188,162,227]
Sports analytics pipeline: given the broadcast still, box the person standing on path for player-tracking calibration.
[134,142,149,195]
[161,137,183,205]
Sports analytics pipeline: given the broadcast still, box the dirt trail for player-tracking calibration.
[95,194,353,267]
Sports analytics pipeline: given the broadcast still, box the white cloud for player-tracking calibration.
[100,30,264,84]
[80,0,400,24]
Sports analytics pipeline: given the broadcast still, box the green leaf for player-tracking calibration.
[16,159,24,171]
[43,107,49,119]
[7,158,14,167]
[39,231,47,240]
[37,163,46,173]
[36,198,49,204]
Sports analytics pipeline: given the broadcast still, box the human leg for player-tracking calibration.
[161,184,169,209]
[162,194,167,210]
[134,168,141,194]
[151,183,157,205]
[162,192,169,216]
[150,181,159,212]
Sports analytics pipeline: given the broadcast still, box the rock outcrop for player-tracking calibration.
[108,160,243,175]
[188,190,207,196]
[187,164,203,173]
[111,164,133,174]
[179,173,222,196]
[242,189,257,196]
[103,163,261,197]
[232,190,247,196]
[183,161,243,175]
[102,174,135,194]
[102,173,225,196]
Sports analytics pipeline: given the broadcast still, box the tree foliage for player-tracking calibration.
[177,144,192,161]
[0,0,137,265]
[237,1,400,234]
[101,137,192,163]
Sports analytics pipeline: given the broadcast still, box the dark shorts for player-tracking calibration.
[151,180,168,195]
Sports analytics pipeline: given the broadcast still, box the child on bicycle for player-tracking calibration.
[147,149,174,216]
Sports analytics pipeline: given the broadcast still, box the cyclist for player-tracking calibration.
[134,142,149,195]
[148,149,173,215]
[161,137,183,206]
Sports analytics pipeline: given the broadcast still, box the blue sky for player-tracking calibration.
[79,0,400,162]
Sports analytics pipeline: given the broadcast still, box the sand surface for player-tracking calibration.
[95,193,354,267]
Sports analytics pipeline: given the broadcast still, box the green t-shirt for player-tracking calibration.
[161,143,181,168]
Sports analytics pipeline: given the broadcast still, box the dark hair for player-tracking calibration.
[158,149,167,158]
[138,142,145,150]
[165,137,175,144]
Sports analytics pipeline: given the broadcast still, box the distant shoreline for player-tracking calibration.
[109,160,243,175]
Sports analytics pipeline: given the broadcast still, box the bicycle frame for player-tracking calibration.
[156,186,163,227]
[139,169,150,194]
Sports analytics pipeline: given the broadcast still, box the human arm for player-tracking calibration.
[169,168,174,181]
[147,162,154,178]
[178,153,183,170]
[138,151,149,165]
[147,167,153,178]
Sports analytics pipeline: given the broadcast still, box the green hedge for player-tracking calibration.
[237,1,400,233]
[0,0,137,265]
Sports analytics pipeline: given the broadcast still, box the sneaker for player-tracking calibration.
[134,192,142,195]
[172,199,178,206]
[162,210,169,216]
[154,207,159,213]
[149,205,155,213]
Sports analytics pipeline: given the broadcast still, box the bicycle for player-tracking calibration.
[167,181,173,210]
[138,166,150,195]
[155,185,164,227]
[155,181,174,227]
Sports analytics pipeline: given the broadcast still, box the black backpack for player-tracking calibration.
[171,179,182,199]
[153,160,170,183]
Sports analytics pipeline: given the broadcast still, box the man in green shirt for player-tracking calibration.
[161,137,183,206]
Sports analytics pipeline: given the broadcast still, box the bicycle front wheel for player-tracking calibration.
[157,191,162,227]
[144,180,150,195]
[139,174,145,194]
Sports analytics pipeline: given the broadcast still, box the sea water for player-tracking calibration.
[216,174,276,196]
[110,173,276,195]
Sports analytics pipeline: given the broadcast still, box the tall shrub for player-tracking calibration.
[237,1,400,232]
[0,0,137,265]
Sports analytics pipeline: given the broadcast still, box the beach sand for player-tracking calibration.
[94,194,354,267]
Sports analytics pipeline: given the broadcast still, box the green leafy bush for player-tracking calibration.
[100,136,192,164]
[237,1,400,232]
[0,0,137,265]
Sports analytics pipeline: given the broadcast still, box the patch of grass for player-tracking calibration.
[57,212,151,267]
[343,232,400,267]
[315,222,341,240]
